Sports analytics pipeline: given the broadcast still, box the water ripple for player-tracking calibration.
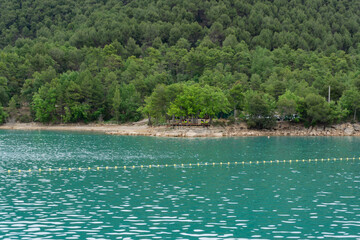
[1,131,360,238]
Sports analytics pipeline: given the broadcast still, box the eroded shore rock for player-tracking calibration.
[2,122,360,137]
[139,122,360,137]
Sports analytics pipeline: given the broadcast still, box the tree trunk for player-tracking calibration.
[147,114,152,126]
[354,108,357,122]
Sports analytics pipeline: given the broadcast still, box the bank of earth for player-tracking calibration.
[1,121,360,137]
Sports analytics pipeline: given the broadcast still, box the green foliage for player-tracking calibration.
[0,76,9,105]
[112,86,121,122]
[0,104,8,124]
[223,35,238,48]
[167,85,201,119]
[17,114,32,123]
[1,0,360,52]
[0,0,360,126]
[228,83,244,117]
[118,84,142,122]
[141,84,178,124]
[304,93,331,125]
[328,101,349,124]
[33,85,57,123]
[277,91,302,120]
[142,83,230,124]
[244,90,276,129]
[198,85,231,119]
[262,73,286,100]
[64,104,90,123]
[339,88,360,120]
[8,95,17,113]
[167,84,230,120]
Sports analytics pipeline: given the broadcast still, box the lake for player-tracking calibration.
[0,130,360,239]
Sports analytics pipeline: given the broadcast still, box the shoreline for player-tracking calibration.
[1,122,360,137]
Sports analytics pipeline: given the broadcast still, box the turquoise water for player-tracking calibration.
[0,130,360,239]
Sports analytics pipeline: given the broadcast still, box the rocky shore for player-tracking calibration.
[1,122,360,137]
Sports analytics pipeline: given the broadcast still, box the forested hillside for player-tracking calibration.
[0,0,360,128]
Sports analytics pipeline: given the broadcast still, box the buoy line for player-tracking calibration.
[2,157,359,175]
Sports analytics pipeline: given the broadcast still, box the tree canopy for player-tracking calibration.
[0,0,360,127]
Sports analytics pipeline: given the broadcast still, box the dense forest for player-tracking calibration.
[1,0,360,128]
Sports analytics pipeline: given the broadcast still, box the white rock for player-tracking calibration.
[344,127,354,135]
[185,130,197,137]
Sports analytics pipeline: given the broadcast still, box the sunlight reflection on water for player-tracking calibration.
[1,130,360,238]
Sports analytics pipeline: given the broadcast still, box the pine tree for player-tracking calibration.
[112,86,121,122]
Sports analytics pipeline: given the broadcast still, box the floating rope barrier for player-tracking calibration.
[3,157,360,175]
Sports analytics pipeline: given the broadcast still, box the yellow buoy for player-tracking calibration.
[115,166,117,169]
[205,162,208,165]
[174,164,176,167]
[8,170,10,173]
[79,167,81,171]
[106,166,109,170]
[69,168,71,171]
[197,163,200,166]
[133,165,135,168]
[97,167,100,170]
[49,168,52,171]
[124,166,126,169]
[141,165,143,168]
[149,165,152,168]
[59,168,61,171]
[88,167,91,170]
[18,170,21,173]
[39,168,42,172]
